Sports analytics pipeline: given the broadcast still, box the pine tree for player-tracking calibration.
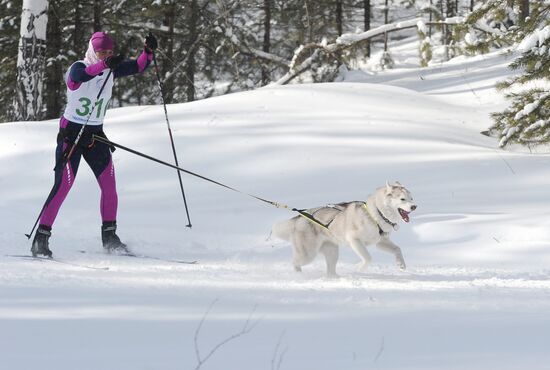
[461,0,519,54]
[490,3,550,147]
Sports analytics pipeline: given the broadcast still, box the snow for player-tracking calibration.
[518,25,550,53]
[337,18,422,46]
[18,0,49,39]
[2,38,550,369]
[416,20,427,35]
[514,100,539,120]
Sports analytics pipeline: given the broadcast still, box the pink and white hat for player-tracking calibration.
[90,32,114,51]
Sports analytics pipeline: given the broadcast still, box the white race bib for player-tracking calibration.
[63,61,114,125]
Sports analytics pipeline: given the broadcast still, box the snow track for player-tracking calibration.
[2,43,550,369]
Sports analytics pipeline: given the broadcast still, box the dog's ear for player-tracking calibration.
[385,181,393,195]
[394,181,403,188]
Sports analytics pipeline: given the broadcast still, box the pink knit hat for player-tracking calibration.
[90,32,114,51]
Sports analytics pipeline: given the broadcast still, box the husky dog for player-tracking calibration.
[272,182,416,277]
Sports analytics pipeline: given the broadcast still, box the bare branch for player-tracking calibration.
[194,300,260,370]
[271,330,288,370]
[374,336,385,363]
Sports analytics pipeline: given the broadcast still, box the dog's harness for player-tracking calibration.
[296,207,336,233]
[298,202,395,237]
[362,203,394,235]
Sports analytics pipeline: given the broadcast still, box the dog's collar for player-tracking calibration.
[377,208,397,230]
[362,203,386,235]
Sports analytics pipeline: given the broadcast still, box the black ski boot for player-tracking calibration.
[101,221,129,253]
[31,226,53,257]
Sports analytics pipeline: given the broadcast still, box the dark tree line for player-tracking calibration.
[2,0,422,122]
[3,0,546,150]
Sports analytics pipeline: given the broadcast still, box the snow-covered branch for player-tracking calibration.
[336,18,423,46]
[215,23,291,69]
[274,48,321,85]
[276,18,431,85]
[237,46,291,68]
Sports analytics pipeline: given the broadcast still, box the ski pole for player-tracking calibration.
[25,70,113,240]
[91,134,333,231]
[151,39,192,228]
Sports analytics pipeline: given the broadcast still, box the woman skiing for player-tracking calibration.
[31,31,158,257]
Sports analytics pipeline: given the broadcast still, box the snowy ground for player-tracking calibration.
[2,40,550,369]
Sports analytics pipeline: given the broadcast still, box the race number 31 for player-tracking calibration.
[76,97,108,119]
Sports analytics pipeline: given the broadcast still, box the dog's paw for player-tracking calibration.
[356,262,370,272]
[397,259,406,270]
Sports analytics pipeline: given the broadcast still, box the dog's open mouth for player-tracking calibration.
[398,208,410,222]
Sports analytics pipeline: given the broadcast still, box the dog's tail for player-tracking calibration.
[271,218,296,242]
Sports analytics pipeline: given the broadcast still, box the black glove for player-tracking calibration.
[104,54,125,70]
[144,33,158,54]
[98,131,116,153]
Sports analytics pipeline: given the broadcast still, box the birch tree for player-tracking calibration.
[15,0,49,121]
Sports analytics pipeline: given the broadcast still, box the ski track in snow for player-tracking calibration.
[2,41,550,369]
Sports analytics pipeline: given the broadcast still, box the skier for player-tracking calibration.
[31,31,158,257]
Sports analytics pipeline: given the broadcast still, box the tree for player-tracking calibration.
[489,3,550,147]
[14,0,49,121]
[44,0,63,119]
[73,0,84,57]
[0,0,22,122]
[262,0,272,85]
[5,0,515,124]
[93,0,102,31]
[183,0,199,101]
[518,0,529,23]
[364,0,371,56]
[461,0,519,54]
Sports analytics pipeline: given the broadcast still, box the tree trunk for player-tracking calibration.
[304,0,312,42]
[262,0,271,85]
[384,0,389,52]
[363,0,371,57]
[45,0,63,119]
[336,0,343,36]
[446,0,455,17]
[444,0,454,48]
[162,2,176,103]
[74,0,84,57]
[15,0,49,121]
[519,0,529,23]
[439,0,445,45]
[93,0,102,31]
[185,0,198,102]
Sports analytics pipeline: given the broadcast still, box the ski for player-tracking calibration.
[119,253,198,264]
[5,254,110,271]
[78,250,198,264]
